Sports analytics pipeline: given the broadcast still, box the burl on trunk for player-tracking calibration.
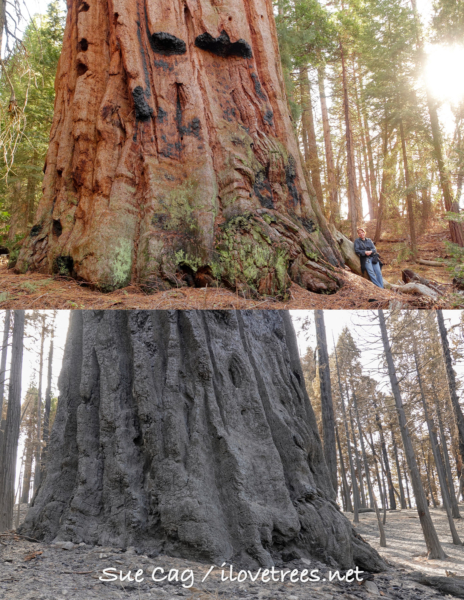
[21,311,384,572]
[16,0,343,295]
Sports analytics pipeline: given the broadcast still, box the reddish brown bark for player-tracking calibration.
[17,0,343,295]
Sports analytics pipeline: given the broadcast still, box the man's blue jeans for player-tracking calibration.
[365,258,384,289]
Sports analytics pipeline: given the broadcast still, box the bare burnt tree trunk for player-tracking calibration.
[314,310,337,494]
[41,337,54,476]
[378,310,445,559]
[437,310,464,493]
[20,311,385,572]
[336,425,350,512]
[373,398,396,510]
[352,388,374,509]
[433,384,460,518]
[412,339,461,544]
[391,425,407,509]
[0,310,11,423]
[0,311,25,532]
[334,347,355,515]
[33,315,46,494]
[350,406,366,509]
[16,0,344,297]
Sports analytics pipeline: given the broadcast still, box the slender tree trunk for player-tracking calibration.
[334,347,357,518]
[341,43,359,239]
[16,0,344,296]
[317,65,339,223]
[352,388,374,508]
[373,398,396,510]
[391,425,407,509]
[421,444,438,508]
[41,337,54,476]
[353,66,374,220]
[399,119,417,256]
[358,70,378,217]
[413,340,461,544]
[350,407,366,508]
[315,310,337,494]
[21,432,34,505]
[437,310,464,489]
[33,316,46,495]
[300,67,325,212]
[336,425,350,512]
[378,309,445,559]
[0,311,25,532]
[0,310,11,422]
[374,116,390,244]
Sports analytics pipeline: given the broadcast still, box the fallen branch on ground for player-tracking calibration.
[408,572,464,599]
[417,258,444,267]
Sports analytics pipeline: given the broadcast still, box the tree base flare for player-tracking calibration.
[20,311,384,573]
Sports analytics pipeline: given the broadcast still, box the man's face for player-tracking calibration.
[358,230,366,240]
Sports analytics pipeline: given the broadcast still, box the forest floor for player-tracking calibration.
[351,506,464,577]
[1,505,464,600]
[0,220,459,310]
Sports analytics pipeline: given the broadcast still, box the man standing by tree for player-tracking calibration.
[354,228,384,289]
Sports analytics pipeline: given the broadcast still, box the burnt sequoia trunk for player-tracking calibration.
[16,0,343,297]
[21,311,384,572]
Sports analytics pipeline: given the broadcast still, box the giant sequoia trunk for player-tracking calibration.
[16,0,343,296]
[21,311,384,572]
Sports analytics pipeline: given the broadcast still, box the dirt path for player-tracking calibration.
[351,505,464,578]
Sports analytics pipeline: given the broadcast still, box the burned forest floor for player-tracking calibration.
[1,504,464,600]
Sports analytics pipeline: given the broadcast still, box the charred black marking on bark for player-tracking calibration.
[30,224,42,237]
[157,107,167,123]
[285,155,301,206]
[195,31,252,59]
[149,32,187,56]
[79,39,88,52]
[228,356,244,389]
[132,87,153,122]
[53,256,74,276]
[154,59,174,72]
[251,73,266,100]
[300,217,317,234]
[263,110,274,126]
[78,0,89,12]
[254,171,275,209]
[52,220,63,237]
[76,63,88,77]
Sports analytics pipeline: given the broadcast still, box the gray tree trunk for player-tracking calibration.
[391,426,407,509]
[314,310,337,495]
[0,311,25,532]
[378,309,445,560]
[0,310,11,423]
[433,384,460,518]
[20,311,385,571]
[41,338,54,477]
[413,341,461,544]
[437,310,464,493]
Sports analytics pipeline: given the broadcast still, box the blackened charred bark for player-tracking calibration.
[21,311,384,572]
[0,311,25,532]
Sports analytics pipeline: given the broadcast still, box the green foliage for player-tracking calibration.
[432,0,464,44]
[0,2,65,242]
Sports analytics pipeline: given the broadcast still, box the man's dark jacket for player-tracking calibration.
[354,237,383,275]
